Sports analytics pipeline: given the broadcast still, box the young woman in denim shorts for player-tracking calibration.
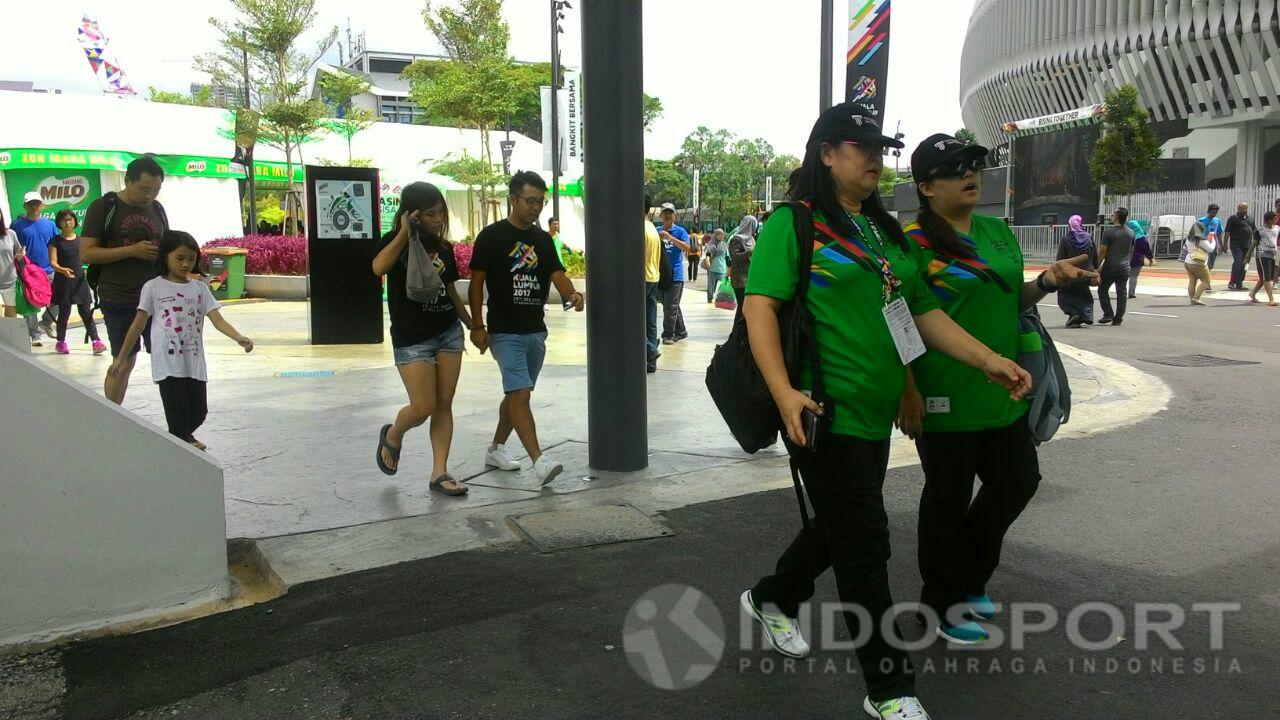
[372,182,473,496]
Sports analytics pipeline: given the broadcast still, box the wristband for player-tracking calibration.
[1035,271,1056,293]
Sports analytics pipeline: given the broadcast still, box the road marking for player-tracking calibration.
[1130,311,1179,318]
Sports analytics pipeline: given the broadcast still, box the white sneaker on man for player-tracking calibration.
[740,590,810,658]
[533,455,563,486]
[485,443,521,471]
[863,696,930,719]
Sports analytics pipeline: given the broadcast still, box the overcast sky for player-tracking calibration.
[3,0,977,162]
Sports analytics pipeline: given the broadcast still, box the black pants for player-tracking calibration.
[56,303,99,343]
[915,418,1040,621]
[752,437,914,702]
[1230,246,1249,287]
[1097,274,1128,321]
[687,257,700,282]
[733,285,746,321]
[661,282,686,339]
[158,377,208,442]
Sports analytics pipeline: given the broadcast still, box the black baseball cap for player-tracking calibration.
[911,133,989,180]
[807,102,904,150]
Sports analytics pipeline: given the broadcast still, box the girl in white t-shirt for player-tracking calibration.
[109,231,253,450]
[1248,211,1279,306]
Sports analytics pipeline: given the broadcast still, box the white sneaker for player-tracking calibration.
[740,590,810,658]
[533,455,563,486]
[485,444,521,471]
[863,696,930,719]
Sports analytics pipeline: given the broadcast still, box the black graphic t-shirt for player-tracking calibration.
[377,230,461,348]
[471,220,565,334]
[83,196,166,305]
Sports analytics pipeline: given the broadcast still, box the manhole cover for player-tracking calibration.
[1139,355,1259,368]
[508,504,674,553]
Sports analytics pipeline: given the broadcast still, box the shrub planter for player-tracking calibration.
[244,274,309,300]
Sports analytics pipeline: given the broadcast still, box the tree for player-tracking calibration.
[407,0,521,225]
[318,70,377,165]
[1089,84,1161,204]
[643,95,664,133]
[147,85,216,107]
[198,0,337,228]
[644,159,690,207]
[955,128,978,146]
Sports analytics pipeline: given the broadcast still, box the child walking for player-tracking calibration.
[109,231,253,450]
[48,209,105,354]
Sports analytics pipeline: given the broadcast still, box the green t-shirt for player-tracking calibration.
[904,214,1028,432]
[747,206,939,440]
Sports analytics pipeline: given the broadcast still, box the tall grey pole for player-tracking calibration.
[242,31,257,234]
[1004,137,1015,222]
[582,0,647,472]
[550,0,562,222]
[820,0,834,111]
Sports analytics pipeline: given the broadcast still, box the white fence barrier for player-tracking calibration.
[1011,224,1100,262]
[1113,185,1280,222]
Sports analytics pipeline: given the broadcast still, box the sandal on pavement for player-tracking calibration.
[430,474,469,496]
[376,424,400,476]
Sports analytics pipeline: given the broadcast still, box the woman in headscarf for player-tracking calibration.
[702,228,728,303]
[728,214,759,317]
[1127,218,1154,299]
[1056,215,1098,327]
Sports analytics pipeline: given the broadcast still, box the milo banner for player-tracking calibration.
[846,0,891,121]
[4,167,102,226]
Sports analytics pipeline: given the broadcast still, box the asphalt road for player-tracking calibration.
[10,290,1280,720]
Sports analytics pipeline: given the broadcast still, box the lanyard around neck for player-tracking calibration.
[842,210,902,300]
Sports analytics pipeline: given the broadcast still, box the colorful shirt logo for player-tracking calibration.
[509,242,539,272]
[904,223,1013,302]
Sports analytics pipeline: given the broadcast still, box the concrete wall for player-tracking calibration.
[0,331,229,648]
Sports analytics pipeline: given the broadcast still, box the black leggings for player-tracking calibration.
[56,303,99,343]
[158,377,208,442]
[751,436,914,703]
[915,417,1041,621]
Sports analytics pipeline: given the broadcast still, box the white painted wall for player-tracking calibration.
[0,338,229,648]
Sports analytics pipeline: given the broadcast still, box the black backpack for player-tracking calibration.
[86,192,170,302]
[705,202,829,453]
[657,239,674,292]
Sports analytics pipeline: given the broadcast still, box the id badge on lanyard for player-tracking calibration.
[853,214,926,366]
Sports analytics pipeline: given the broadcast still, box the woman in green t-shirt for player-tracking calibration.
[740,104,1033,720]
[898,134,1096,647]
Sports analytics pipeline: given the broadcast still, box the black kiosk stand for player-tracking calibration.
[305,165,383,345]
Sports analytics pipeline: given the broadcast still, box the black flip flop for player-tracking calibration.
[430,474,469,496]
[376,424,400,476]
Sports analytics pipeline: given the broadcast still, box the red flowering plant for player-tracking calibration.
[203,235,309,276]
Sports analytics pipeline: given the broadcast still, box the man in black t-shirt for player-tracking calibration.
[82,155,167,404]
[1224,202,1258,290]
[469,171,584,486]
[1097,207,1136,326]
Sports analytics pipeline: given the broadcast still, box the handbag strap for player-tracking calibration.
[786,202,828,404]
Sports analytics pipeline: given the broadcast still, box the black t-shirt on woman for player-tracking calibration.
[470,220,565,334]
[377,230,461,347]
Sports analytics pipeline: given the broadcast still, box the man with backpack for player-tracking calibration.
[81,155,168,404]
[11,192,60,345]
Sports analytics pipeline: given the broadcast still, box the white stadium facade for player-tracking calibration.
[959,0,1280,194]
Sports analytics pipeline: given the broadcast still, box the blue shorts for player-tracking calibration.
[103,301,152,359]
[489,331,547,394]
[393,322,465,366]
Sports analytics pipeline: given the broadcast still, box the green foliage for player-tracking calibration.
[562,251,585,279]
[644,159,690,207]
[430,152,505,196]
[955,128,978,145]
[1089,84,1162,199]
[147,85,216,107]
[318,70,377,163]
[671,128,797,224]
[643,95,664,133]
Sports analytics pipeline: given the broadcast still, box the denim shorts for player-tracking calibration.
[102,301,152,359]
[489,331,548,393]
[393,322,465,366]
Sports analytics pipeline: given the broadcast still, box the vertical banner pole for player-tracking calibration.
[820,0,834,112]
[846,0,891,121]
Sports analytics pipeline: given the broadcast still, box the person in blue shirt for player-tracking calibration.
[1200,203,1225,275]
[657,202,691,344]
[10,192,60,343]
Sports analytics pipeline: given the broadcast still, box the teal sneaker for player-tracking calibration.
[863,695,930,719]
[965,593,998,621]
[936,620,989,645]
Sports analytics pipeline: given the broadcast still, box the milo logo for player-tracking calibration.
[39,175,91,207]
[186,160,208,173]
[0,152,10,166]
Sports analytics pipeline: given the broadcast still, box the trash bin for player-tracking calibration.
[204,247,248,301]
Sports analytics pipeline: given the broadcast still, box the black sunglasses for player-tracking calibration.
[926,156,987,179]
[842,140,890,157]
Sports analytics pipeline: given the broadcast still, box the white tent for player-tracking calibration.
[0,90,563,242]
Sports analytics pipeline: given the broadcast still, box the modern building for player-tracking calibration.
[960,1,1280,194]
[189,82,243,109]
[0,80,62,94]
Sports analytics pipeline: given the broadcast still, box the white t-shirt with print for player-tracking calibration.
[137,277,222,382]
[1257,226,1278,258]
